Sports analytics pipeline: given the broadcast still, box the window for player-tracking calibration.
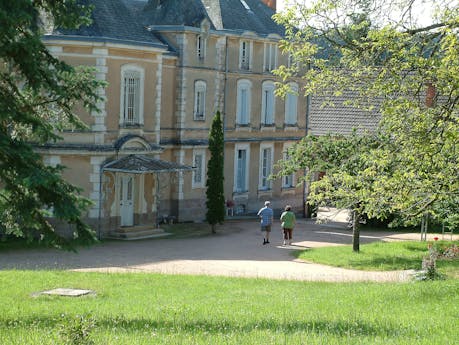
[264,43,278,72]
[259,145,273,190]
[234,144,250,193]
[261,81,275,125]
[236,79,251,125]
[285,83,298,125]
[197,34,206,59]
[239,40,252,70]
[194,80,206,120]
[192,150,206,188]
[282,145,295,188]
[120,65,144,126]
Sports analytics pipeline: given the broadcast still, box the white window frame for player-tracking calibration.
[282,143,296,188]
[197,34,206,60]
[236,79,252,125]
[192,149,206,188]
[285,82,298,125]
[259,143,274,190]
[234,143,250,193]
[263,43,278,72]
[261,81,275,125]
[239,40,252,70]
[194,80,206,120]
[120,64,144,126]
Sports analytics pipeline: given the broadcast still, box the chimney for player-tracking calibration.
[261,0,276,11]
[425,82,436,108]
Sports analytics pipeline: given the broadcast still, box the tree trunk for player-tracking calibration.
[211,223,216,234]
[352,210,360,252]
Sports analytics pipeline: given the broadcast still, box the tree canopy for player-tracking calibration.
[274,0,459,232]
[0,1,104,248]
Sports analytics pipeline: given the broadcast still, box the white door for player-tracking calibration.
[120,175,134,226]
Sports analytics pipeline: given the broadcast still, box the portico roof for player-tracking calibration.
[102,154,194,174]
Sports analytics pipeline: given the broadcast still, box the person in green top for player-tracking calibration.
[280,205,296,246]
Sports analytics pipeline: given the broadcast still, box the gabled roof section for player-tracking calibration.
[103,155,194,174]
[134,0,284,36]
[49,0,167,49]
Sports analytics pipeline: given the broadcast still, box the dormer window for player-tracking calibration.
[197,34,206,60]
[264,43,278,72]
[239,40,252,71]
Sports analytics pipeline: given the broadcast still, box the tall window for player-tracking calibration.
[120,65,144,126]
[282,145,295,188]
[197,34,206,59]
[194,80,206,120]
[234,145,249,193]
[261,81,275,125]
[259,145,273,190]
[192,150,206,188]
[285,83,298,125]
[239,40,252,70]
[236,79,251,125]
[264,43,278,72]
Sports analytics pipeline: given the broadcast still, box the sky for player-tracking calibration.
[277,0,287,12]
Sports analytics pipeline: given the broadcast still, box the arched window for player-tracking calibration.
[120,65,144,126]
[236,79,252,125]
[194,80,206,120]
[261,81,275,125]
[285,82,298,125]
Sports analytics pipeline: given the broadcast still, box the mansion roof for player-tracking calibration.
[48,0,283,47]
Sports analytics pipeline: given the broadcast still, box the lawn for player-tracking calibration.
[0,271,457,344]
[295,240,459,277]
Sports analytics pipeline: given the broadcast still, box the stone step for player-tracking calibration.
[107,227,171,241]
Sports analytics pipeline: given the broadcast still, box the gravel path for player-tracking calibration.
[1,219,453,282]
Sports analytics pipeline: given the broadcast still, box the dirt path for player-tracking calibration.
[1,219,452,282]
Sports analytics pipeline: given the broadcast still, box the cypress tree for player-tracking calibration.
[206,111,225,233]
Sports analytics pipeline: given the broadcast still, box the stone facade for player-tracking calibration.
[40,0,306,237]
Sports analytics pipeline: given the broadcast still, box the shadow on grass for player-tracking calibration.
[0,316,408,338]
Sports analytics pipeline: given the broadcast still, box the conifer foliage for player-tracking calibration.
[206,111,225,233]
[0,1,104,248]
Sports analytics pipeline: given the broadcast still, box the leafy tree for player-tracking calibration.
[206,111,225,233]
[0,1,104,248]
[274,0,459,249]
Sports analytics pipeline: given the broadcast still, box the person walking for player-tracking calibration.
[257,201,273,245]
[280,205,296,245]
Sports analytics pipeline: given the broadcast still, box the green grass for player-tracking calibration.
[295,240,459,275]
[0,271,458,344]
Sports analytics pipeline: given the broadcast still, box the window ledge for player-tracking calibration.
[257,189,272,197]
[281,187,296,195]
[235,124,252,132]
[232,192,249,200]
[283,124,299,131]
[260,124,276,132]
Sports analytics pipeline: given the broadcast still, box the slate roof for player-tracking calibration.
[103,154,194,173]
[309,93,381,136]
[128,0,284,36]
[48,0,167,48]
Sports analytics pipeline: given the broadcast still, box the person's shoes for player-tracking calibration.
[283,241,286,246]
[266,240,270,244]
[263,239,267,245]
